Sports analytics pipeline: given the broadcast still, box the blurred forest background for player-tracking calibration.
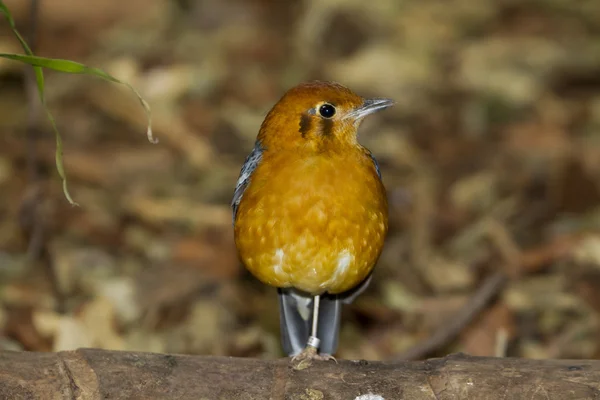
[1,0,600,361]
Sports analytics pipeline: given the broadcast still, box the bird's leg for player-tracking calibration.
[307,294,320,351]
[291,295,336,367]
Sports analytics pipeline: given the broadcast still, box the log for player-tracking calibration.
[0,348,599,399]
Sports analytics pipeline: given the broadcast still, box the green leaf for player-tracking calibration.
[0,0,155,205]
[0,53,156,144]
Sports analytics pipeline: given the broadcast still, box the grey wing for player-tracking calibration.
[232,142,263,224]
[340,273,372,304]
[368,151,382,180]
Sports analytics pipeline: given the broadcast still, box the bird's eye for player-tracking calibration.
[318,103,336,118]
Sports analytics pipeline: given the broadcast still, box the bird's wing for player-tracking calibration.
[231,142,263,224]
[278,288,342,356]
[340,273,372,304]
[368,150,382,179]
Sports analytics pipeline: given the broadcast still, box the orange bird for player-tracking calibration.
[232,81,392,361]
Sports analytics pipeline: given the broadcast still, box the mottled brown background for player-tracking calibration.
[0,0,600,361]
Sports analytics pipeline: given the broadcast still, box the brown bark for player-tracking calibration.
[0,348,598,399]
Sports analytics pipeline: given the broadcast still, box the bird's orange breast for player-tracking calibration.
[234,147,388,295]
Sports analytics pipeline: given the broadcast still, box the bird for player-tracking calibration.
[232,81,392,362]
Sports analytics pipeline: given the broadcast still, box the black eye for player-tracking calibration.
[318,103,336,118]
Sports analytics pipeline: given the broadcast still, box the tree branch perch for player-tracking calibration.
[0,348,599,399]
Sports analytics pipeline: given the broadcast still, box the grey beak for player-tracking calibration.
[345,98,394,120]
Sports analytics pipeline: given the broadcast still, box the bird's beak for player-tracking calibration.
[345,98,394,121]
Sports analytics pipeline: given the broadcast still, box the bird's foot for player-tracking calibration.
[290,346,337,370]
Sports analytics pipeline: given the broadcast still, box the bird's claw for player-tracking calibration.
[290,346,337,370]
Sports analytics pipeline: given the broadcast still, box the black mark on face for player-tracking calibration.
[299,113,312,138]
[320,118,334,137]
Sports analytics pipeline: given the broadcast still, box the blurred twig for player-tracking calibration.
[24,0,40,180]
[395,218,520,360]
[21,0,44,262]
[394,271,508,361]
[19,0,65,313]
[394,214,584,361]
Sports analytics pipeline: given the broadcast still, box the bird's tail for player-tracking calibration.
[277,288,341,356]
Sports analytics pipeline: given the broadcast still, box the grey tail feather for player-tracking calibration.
[277,288,341,356]
[277,273,372,356]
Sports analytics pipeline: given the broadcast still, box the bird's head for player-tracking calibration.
[257,81,393,151]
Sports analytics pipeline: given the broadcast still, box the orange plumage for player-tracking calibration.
[233,81,390,295]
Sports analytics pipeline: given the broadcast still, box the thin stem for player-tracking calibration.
[25,0,41,181]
